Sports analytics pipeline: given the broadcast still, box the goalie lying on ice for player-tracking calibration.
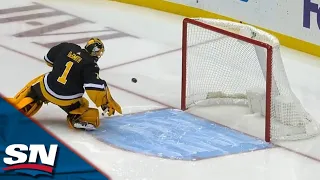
[6,38,122,130]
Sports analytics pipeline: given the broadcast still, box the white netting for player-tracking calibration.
[183,18,320,141]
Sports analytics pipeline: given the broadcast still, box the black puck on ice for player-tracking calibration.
[131,78,137,83]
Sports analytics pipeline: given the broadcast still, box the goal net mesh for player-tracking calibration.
[182,18,320,141]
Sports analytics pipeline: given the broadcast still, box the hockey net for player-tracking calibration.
[181,18,320,141]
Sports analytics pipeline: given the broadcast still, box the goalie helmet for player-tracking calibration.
[84,38,105,60]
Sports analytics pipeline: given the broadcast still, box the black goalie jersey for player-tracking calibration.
[42,42,107,106]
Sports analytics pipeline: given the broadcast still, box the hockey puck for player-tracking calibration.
[131,78,137,83]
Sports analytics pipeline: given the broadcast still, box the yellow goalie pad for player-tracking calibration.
[86,87,122,116]
[80,108,100,128]
[68,98,90,115]
[6,74,45,116]
[68,98,100,128]
[104,87,122,116]
[67,108,100,128]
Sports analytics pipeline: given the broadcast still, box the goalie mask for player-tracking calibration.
[84,38,105,60]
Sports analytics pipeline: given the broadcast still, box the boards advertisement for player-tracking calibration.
[166,0,320,46]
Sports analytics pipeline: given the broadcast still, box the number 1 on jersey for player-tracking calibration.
[57,61,73,85]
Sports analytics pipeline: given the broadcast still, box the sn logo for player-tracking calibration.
[3,144,58,174]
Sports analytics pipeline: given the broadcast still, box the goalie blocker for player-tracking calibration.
[7,38,122,130]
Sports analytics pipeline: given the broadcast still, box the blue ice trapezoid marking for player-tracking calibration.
[90,109,272,160]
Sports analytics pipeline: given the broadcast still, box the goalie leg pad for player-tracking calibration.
[12,74,44,101]
[66,98,100,130]
[67,108,100,130]
[8,97,43,117]
[68,97,90,115]
[6,77,44,117]
[80,108,100,127]
[21,98,43,117]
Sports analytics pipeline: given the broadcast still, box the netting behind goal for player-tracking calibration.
[181,18,320,141]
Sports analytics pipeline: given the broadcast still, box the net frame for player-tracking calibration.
[181,18,276,142]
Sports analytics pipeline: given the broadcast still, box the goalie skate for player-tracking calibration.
[67,114,96,131]
[73,121,96,131]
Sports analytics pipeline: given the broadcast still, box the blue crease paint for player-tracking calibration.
[89,109,272,160]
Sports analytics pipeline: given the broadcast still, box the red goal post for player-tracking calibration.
[181,18,320,142]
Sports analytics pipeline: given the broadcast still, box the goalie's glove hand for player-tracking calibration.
[101,87,122,116]
[101,103,115,116]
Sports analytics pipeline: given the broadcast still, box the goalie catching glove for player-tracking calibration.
[101,87,122,116]
[86,86,122,116]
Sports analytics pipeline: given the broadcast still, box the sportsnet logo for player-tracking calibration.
[2,144,58,176]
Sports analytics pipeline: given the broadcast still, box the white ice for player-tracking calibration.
[0,0,320,179]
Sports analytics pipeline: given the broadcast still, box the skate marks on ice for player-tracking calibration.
[89,109,272,160]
